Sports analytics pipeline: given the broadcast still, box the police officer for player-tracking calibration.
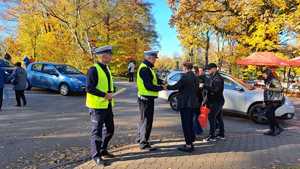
[203,63,225,142]
[136,50,166,150]
[86,45,115,166]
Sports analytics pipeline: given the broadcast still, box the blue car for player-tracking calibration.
[27,62,86,96]
[0,58,15,83]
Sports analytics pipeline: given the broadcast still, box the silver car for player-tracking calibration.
[159,71,295,124]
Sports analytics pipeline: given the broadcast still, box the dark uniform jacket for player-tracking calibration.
[167,71,200,109]
[139,60,164,99]
[204,72,225,106]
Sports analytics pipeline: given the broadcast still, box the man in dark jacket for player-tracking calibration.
[203,63,225,142]
[262,69,284,136]
[167,62,200,152]
[0,67,5,110]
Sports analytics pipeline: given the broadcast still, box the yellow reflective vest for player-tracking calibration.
[86,64,115,109]
[137,63,158,97]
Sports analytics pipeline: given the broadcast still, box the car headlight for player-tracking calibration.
[284,98,294,106]
[71,78,82,84]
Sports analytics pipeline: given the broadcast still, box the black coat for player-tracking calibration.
[167,71,200,109]
[204,72,225,106]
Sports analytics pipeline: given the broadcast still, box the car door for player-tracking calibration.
[223,76,246,113]
[41,64,60,90]
[29,63,45,88]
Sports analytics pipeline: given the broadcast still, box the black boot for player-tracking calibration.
[177,144,194,153]
[275,127,284,135]
[101,150,115,158]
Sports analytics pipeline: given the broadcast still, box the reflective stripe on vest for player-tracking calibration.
[137,63,158,97]
[86,64,115,109]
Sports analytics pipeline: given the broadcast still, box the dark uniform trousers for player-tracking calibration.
[208,102,225,136]
[90,103,114,159]
[137,98,154,145]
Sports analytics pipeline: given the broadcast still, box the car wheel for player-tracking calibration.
[248,103,268,124]
[59,83,70,96]
[169,93,179,111]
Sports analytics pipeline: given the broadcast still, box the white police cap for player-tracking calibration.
[144,50,159,58]
[94,45,112,55]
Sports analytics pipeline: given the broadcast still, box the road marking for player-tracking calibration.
[113,88,127,96]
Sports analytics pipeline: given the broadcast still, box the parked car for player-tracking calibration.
[0,58,15,83]
[159,71,295,124]
[27,62,86,96]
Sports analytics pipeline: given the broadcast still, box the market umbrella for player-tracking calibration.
[236,52,289,67]
[289,56,300,67]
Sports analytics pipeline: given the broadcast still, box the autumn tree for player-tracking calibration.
[0,0,158,75]
[168,0,300,69]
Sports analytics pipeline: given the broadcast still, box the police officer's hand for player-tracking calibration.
[162,84,168,90]
[105,93,113,100]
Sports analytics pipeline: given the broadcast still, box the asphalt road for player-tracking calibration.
[0,82,299,169]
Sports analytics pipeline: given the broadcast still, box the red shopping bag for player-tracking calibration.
[198,105,210,128]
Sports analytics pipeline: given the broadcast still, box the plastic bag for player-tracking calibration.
[198,105,210,128]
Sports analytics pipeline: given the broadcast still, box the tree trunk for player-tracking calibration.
[205,30,210,67]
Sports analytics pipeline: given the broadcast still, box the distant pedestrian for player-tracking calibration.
[128,61,135,82]
[11,62,27,107]
[29,56,35,64]
[0,67,5,111]
[23,56,30,67]
[4,53,12,63]
[167,62,200,152]
[262,69,284,136]
[203,63,225,142]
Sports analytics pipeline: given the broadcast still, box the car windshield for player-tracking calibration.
[0,59,13,67]
[232,77,255,90]
[55,65,81,74]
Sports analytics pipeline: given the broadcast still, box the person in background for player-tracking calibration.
[4,53,12,64]
[167,62,200,152]
[11,62,27,107]
[262,69,284,136]
[128,60,135,82]
[203,63,225,142]
[0,67,5,111]
[29,56,35,64]
[193,66,204,136]
[86,45,116,166]
[23,56,30,67]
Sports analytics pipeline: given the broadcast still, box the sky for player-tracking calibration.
[0,1,183,56]
[147,0,183,56]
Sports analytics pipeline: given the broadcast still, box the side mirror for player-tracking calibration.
[235,86,244,92]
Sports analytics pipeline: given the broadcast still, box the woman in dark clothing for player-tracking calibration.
[193,66,204,135]
[167,62,200,152]
[262,69,284,136]
[11,62,27,107]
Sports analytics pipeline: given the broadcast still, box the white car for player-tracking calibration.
[159,71,295,124]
